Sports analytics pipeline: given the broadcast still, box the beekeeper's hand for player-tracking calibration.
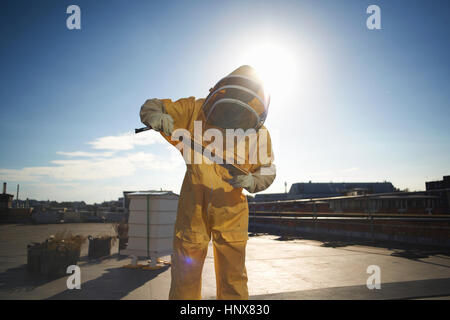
[227,165,276,193]
[147,112,174,136]
[227,173,256,193]
[140,98,174,136]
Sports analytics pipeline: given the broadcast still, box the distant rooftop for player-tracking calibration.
[289,182,395,195]
[127,191,177,197]
[254,181,397,202]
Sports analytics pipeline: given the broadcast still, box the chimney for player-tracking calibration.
[16,184,20,206]
[2,182,6,194]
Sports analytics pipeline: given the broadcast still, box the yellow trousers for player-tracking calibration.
[168,164,249,300]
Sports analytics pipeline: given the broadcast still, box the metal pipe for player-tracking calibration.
[135,125,249,176]
[135,126,152,134]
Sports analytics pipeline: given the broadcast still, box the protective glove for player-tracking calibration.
[227,173,256,193]
[147,112,174,136]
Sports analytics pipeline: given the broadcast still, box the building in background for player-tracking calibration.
[251,190,449,215]
[1,183,13,206]
[253,192,289,202]
[426,176,450,191]
[0,183,14,214]
[254,181,396,202]
[425,175,450,210]
[1,182,32,223]
[251,177,450,215]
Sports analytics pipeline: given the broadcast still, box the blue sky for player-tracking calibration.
[0,0,449,203]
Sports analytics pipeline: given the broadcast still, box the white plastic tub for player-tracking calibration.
[126,237,173,253]
[128,223,174,238]
[121,191,178,262]
[128,210,177,225]
[129,197,178,212]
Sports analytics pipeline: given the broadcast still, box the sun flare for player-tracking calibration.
[243,43,297,101]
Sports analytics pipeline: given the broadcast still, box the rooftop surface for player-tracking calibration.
[0,223,449,300]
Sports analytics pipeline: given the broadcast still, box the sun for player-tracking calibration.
[243,43,297,101]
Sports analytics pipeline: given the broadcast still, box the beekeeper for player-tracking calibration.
[140,65,276,300]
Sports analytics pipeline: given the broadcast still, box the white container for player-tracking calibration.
[128,224,174,238]
[121,191,178,263]
[128,210,177,225]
